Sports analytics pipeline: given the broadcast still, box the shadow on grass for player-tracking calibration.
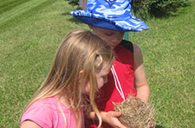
[0,0,56,33]
[149,2,191,19]
[0,0,32,15]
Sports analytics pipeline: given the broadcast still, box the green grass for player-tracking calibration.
[0,0,194,127]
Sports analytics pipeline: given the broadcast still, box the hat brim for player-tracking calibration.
[70,10,148,32]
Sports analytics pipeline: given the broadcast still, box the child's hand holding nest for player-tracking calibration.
[114,95,155,128]
[99,111,131,128]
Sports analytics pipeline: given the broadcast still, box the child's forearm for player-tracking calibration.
[87,111,97,120]
[136,84,150,103]
[87,111,107,121]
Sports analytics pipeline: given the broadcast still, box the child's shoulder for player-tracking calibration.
[24,97,58,115]
[33,96,57,106]
[120,40,134,52]
[21,97,69,127]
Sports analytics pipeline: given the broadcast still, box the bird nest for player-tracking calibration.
[114,95,155,128]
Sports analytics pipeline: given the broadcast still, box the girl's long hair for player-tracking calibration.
[22,29,114,128]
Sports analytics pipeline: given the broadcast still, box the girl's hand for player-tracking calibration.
[101,111,130,128]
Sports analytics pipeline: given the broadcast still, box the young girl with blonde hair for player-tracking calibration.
[20,29,114,128]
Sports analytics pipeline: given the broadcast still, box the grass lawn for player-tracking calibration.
[0,0,194,127]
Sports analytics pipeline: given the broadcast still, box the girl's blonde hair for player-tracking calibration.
[22,29,114,128]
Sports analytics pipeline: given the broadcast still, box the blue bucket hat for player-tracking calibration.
[70,0,148,32]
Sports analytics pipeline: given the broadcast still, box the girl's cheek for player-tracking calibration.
[101,81,105,88]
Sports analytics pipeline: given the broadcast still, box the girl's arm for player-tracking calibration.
[133,44,150,103]
[21,121,42,128]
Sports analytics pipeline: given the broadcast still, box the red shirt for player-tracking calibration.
[86,40,137,128]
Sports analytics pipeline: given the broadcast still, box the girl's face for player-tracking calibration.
[82,62,112,94]
[89,26,125,49]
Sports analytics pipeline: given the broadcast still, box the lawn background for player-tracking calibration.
[0,0,194,127]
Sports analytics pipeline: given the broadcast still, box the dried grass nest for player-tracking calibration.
[114,95,155,128]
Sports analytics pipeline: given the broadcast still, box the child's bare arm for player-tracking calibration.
[21,121,42,128]
[133,44,150,103]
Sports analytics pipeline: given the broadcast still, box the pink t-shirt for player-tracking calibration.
[21,96,85,128]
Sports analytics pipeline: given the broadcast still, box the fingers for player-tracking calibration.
[111,111,122,117]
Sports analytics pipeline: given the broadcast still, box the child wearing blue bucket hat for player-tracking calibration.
[70,0,150,128]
